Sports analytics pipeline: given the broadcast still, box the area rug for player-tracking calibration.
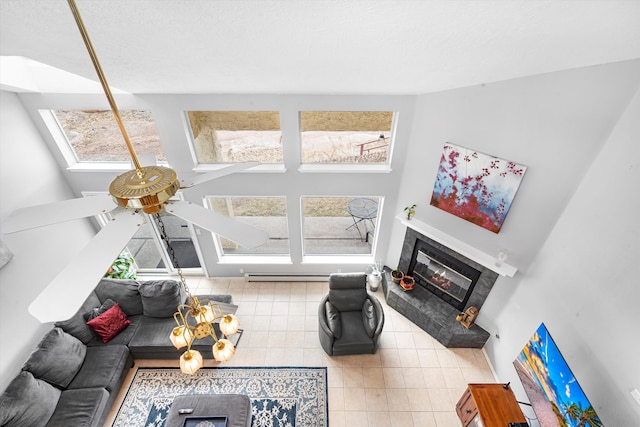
[112,367,328,427]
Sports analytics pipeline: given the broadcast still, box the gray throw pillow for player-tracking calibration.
[22,328,86,388]
[325,301,342,339]
[0,371,61,427]
[138,280,183,318]
[55,292,102,344]
[83,298,117,321]
[362,299,378,338]
[95,278,143,316]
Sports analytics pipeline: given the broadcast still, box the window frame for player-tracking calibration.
[205,195,293,264]
[298,111,398,171]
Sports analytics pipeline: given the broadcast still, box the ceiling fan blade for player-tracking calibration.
[167,200,268,249]
[28,210,143,323]
[2,194,117,234]
[180,162,260,188]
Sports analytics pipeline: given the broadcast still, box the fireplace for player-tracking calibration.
[409,241,482,311]
[382,226,499,348]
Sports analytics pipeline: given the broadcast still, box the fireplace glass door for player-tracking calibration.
[413,250,473,304]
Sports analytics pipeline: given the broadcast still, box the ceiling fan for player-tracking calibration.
[2,0,268,323]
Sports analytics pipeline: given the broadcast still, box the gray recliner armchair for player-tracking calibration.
[318,273,384,356]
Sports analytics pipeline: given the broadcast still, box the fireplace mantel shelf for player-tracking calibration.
[396,215,517,277]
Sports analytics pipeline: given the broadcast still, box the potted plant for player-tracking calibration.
[391,266,404,284]
[104,250,137,280]
[404,204,416,220]
[400,275,415,291]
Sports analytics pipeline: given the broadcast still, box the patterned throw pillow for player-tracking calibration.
[86,303,131,343]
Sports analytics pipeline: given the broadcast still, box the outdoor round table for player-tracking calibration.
[346,198,378,242]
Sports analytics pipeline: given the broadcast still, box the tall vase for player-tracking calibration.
[368,271,382,292]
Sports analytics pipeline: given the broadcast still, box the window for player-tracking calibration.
[207,196,289,257]
[186,111,283,164]
[302,196,381,256]
[300,112,393,165]
[52,110,165,163]
[94,194,202,272]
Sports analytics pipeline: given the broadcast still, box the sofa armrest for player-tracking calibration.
[317,295,335,355]
[367,294,385,339]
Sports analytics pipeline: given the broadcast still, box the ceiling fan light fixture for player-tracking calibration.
[109,165,180,214]
[180,349,204,375]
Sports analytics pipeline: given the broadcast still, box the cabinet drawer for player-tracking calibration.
[456,388,479,426]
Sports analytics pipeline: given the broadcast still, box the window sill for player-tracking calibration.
[302,255,374,265]
[217,255,292,265]
[192,164,285,173]
[298,164,391,173]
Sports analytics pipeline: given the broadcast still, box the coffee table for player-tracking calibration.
[165,394,251,427]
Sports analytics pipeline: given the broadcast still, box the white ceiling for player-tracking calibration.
[1,0,639,95]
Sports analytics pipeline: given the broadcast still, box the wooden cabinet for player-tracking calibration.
[456,384,527,427]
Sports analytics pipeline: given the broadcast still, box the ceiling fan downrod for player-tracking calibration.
[67,0,179,214]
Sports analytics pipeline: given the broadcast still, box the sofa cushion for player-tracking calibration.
[55,292,102,344]
[22,328,86,388]
[362,299,378,338]
[45,388,109,427]
[86,303,131,343]
[332,311,374,355]
[85,315,143,347]
[67,345,133,393]
[95,278,143,316]
[83,298,117,321]
[325,301,342,339]
[0,371,61,427]
[139,280,183,318]
[127,316,181,359]
[197,294,234,305]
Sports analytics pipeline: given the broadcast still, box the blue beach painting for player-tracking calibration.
[513,323,603,427]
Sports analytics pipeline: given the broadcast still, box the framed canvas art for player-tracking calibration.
[430,143,526,233]
[513,323,603,427]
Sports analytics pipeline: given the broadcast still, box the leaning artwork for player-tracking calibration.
[430,143,526,233]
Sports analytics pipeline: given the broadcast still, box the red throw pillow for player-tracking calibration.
[86,303,131,343]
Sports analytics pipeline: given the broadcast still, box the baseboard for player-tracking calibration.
[482,347,500,381]
[244,273,329,282]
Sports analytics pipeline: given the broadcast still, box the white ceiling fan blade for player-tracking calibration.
[167,200,268,249]
[2,194,117,234]
[180,162,260,188]
[28,210,143,323]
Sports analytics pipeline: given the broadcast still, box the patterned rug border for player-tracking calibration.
[114,366,328,427]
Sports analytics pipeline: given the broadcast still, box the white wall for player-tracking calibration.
[483,87,640,426]
[387,60,640,425]
[0,91,96,391]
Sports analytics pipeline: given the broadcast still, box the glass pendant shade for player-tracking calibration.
[212,339,235,362]
[170,326,192,349]
[180,350,203,375]
[219,314,240,336]
[196,305,215,323]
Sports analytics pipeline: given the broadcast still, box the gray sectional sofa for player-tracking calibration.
[0,278,235,427]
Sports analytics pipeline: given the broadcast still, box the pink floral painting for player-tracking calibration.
[430,143,526,233]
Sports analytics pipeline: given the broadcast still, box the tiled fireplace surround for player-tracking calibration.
[383,227,499,348]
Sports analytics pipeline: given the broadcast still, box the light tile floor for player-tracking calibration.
[107,277,497,427]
